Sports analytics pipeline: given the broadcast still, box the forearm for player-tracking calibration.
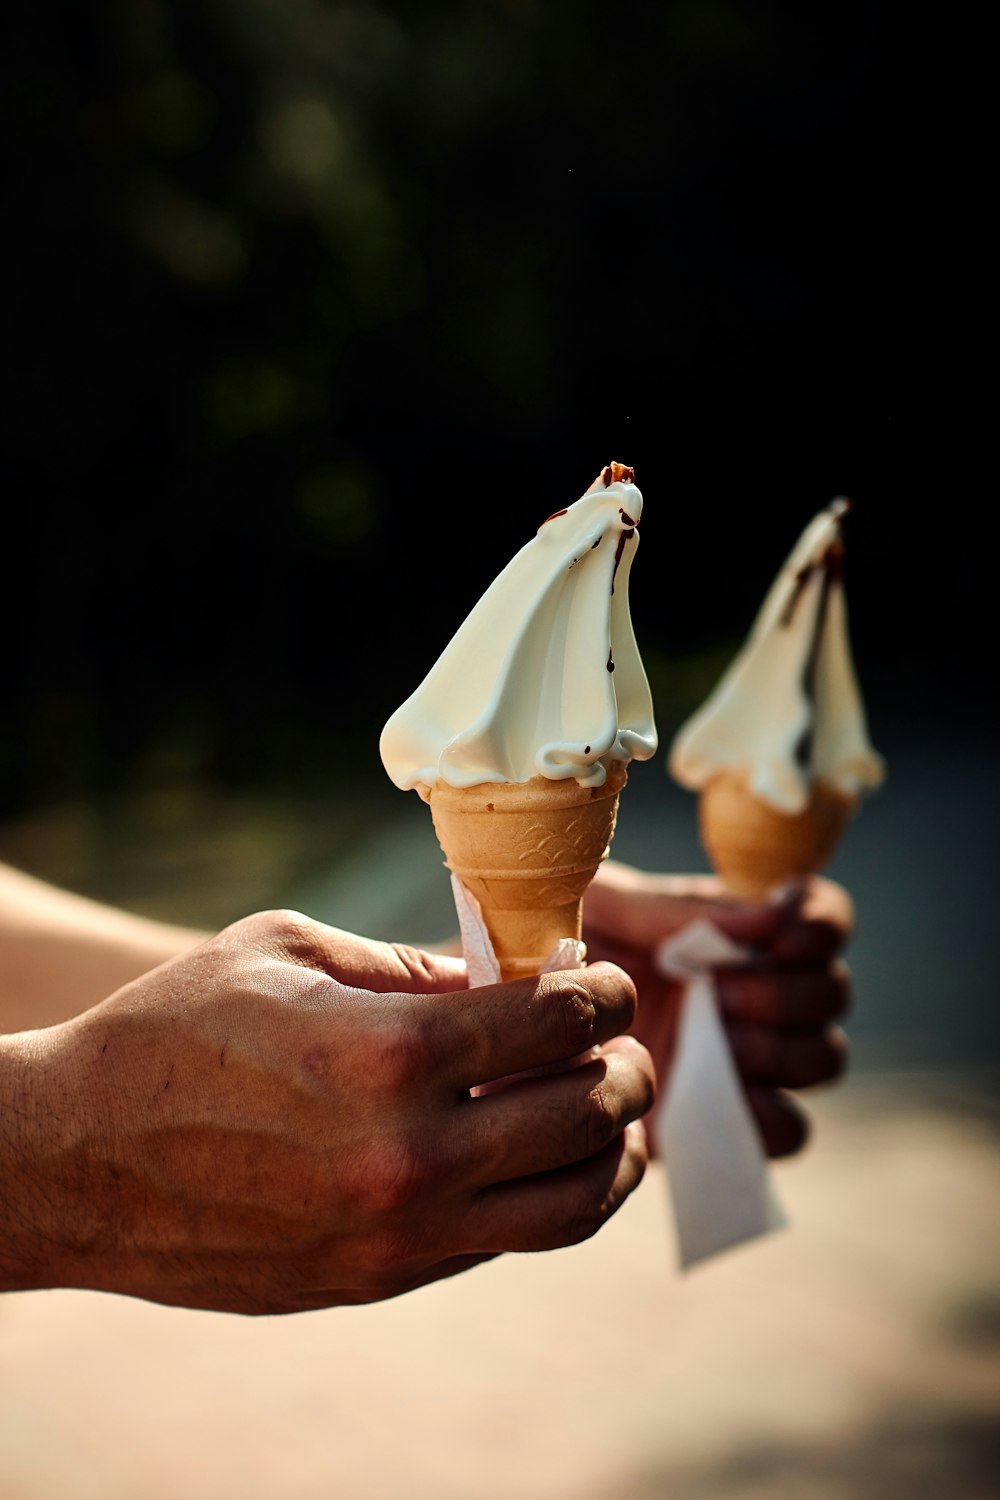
[0,862,209,1031]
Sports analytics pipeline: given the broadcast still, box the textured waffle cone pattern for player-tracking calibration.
[423,762,628,980]
[699,771,855,898]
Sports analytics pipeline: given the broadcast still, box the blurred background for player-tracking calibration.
[1,4,996,1499]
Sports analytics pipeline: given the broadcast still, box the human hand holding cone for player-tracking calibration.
[655,499,882,1269]
[380,462,657,977]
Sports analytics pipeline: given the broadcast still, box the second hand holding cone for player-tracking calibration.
[381,462,657,978]
[654,500,883,1268]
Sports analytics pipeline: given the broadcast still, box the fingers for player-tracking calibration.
[767,879,854,966]
[234,915,641,1095]
[715,960,852,1026]
[727,1021,848,1090]
[463,1036,656,1182]
[746,1088,811,1159]
[467,1120,649,1253]
[586,864,854,967]
[411,962,639,1093]
[586,863,794,949]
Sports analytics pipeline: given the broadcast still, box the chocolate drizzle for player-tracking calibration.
[611,524,635,594]
[792,500,852,770]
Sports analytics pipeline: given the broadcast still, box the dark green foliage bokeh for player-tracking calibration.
[2,1,913,815]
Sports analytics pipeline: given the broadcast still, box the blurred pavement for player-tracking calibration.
[1,1075,997,1500]
[1,716,998,1499]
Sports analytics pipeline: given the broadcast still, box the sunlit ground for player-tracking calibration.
[0,1079,996,1500]
[1,718,997,1499]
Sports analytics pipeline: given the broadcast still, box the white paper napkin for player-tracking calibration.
[451,878,786,1272]
[452,875,594,1098]
[451,874,585,986]
[653,919,788,1270]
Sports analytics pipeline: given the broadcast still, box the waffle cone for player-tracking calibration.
[698,770,855,898]
[422,762,628,980]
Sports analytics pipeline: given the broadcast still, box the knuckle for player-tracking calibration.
[582,1083,618,1155]
[389,943,445,989]
[352,1136,436,1215]
[551,979,598,1054]
[246,908,318,956]
[363,1015,437,1093]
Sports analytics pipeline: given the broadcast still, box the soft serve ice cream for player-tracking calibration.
[381,462,658,977]
[381,462,657,793]
[668,499,884,895]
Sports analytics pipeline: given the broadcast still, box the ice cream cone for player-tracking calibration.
[698,770,855,899]
[421,761,628,980]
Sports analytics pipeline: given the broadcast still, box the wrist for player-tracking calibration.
[0,1021,114,1294]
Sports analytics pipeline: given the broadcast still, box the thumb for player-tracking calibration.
[238,910,469,995]
[311,925,469,995]
[585,861,801,950]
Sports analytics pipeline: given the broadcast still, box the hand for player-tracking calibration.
[0,911,653,1315]
[582,862,852,1158]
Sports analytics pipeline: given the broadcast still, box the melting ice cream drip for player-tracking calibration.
[668,498,884,814]
[791,501,847,772]
[379,464,658,793]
